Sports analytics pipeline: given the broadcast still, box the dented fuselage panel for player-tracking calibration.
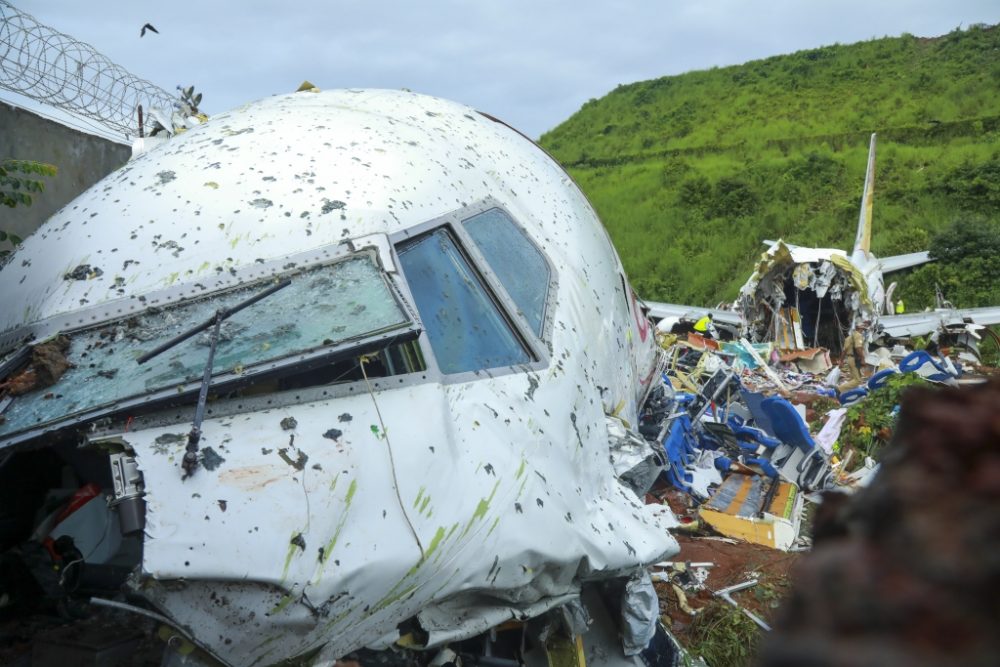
[0,90,675,665]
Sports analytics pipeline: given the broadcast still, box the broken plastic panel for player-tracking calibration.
[0,251,412,439]
[463,208,551,336]
[397,228,532,374]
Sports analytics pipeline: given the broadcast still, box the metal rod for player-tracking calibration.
[0,344,31,379]
[713,579,772,631]
[182,313,223,478]
[813,297,822,348]
[137,278,291,364]
[90,597,184,634]
[134,277,290,478]
[192,315,222,434]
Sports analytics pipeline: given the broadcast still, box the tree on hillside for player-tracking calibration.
[897,216,1000,310]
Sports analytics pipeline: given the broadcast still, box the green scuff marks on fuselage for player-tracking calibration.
[269,592,295,615]
[282,531,303,582]
[381,521,456,610]
[372,583,418,614]
[425,525,447,560]
[326,480,358,555]
[419,494,431,515]
[461,478,501,539]
[371,475,502,619]
[402,524,448,578]
[312,479,358,584]
[516,473,529,499]
[322,604,358,633]
[413,485,425,509]
[251,632,282,652]
[344,478,358,505]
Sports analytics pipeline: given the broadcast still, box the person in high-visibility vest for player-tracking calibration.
[895,299,905,314]
[693,313,719,339]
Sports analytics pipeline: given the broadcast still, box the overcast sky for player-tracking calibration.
[5,0,998,141]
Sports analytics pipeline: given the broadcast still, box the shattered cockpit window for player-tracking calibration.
[0,251,413,440]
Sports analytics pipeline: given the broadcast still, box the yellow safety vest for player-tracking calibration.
[694,315,711,332]
[895,300,905,314]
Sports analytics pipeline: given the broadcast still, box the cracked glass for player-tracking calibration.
[0,252,410,439]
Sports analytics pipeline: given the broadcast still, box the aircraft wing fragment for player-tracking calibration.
[879,306,1000,338]
[642,300,743,328]
[878,251,933,274]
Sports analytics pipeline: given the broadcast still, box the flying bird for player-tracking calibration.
[140,23,159,37]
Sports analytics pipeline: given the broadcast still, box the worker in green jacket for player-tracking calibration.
[895,299,905,314]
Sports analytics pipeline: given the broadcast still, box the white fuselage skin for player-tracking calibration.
[0,91,675,665]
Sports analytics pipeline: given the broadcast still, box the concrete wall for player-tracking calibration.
[1,101,131,245]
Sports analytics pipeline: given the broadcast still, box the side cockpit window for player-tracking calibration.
[397,228,532,374]
[463,208,551,337]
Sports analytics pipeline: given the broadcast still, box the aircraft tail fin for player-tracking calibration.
[852,133,876,261]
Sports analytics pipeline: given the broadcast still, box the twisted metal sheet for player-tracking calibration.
[0,0,173,138]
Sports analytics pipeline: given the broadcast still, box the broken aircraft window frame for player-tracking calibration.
[0,241,422,448]
[0,200,557,447]
[84,202,558,438]
[390,198,556,380]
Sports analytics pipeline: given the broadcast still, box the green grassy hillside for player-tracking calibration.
[539,24,1000,313]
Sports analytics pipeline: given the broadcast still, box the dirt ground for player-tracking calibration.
[647,484,803,648]
[656,535,799,639]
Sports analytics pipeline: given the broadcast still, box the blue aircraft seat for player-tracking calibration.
[661,414,696,495]
[867,368,898,391]
[738,388,778,438]
[899,350,954,383]
[760,396,831,491]
[761,397,813,452]
[838,386,869,406]
[726,414,782,453]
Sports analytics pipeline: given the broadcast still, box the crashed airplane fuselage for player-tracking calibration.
[0,90,676,665]
[648,133,1000,357]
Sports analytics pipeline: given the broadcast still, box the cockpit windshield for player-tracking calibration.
[0,250,413,441]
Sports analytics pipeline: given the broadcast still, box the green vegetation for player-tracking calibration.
[1,158,57,260]
[539,24,1000,312]
[685,602,760,667]
[0,159,56,210]
[898,216,1000,310]
[839,373,931,466]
